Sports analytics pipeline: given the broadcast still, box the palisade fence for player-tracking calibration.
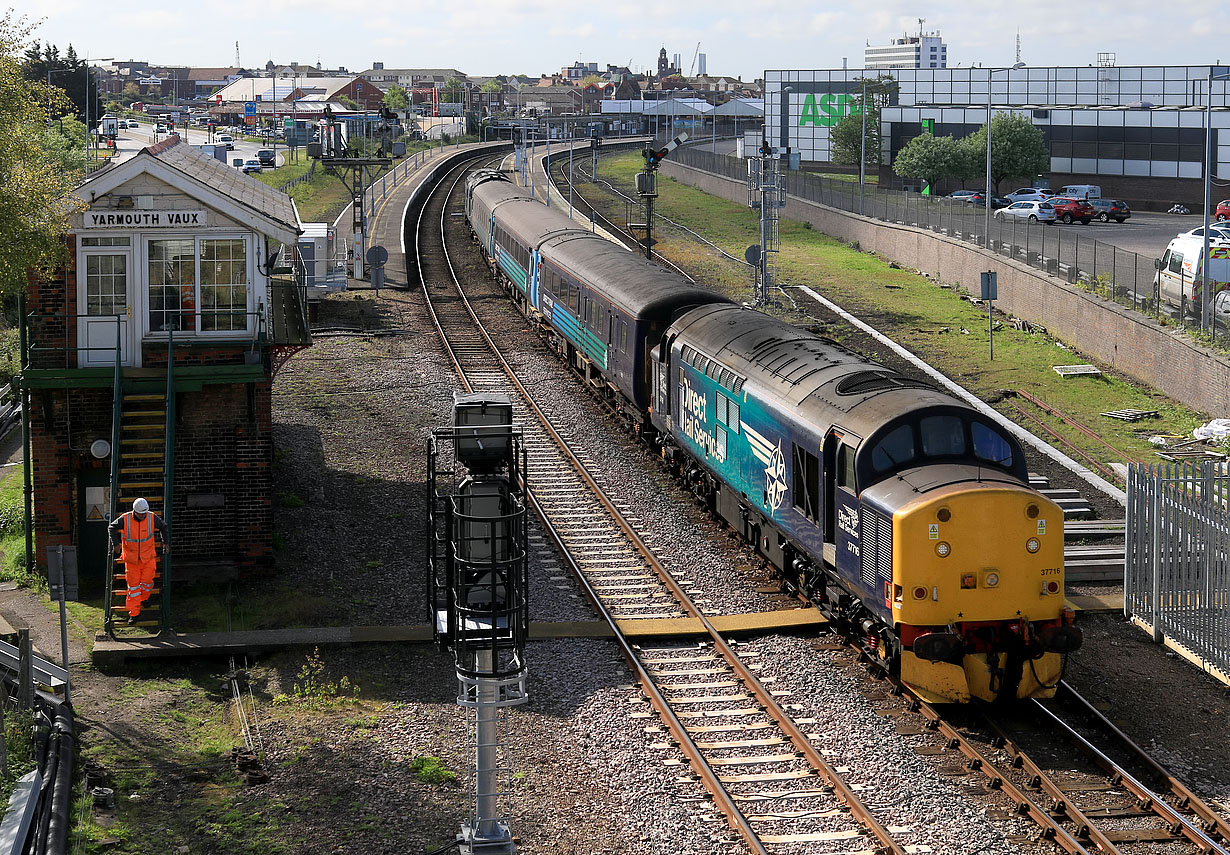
[1126,462,1230,679]
[671,147,1227,344]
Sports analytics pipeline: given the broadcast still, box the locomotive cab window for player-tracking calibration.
[920,415,965,457]
[972,422,1014,466]
[871,424,915,473]
[838,444,856,489]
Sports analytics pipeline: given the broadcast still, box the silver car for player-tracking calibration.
[994,201,1057,223]
[1004,187,1056,203]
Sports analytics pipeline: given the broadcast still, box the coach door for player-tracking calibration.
[823,430,859,545]
[78,237,135,367]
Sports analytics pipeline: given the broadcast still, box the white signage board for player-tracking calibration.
[83,210,207,228]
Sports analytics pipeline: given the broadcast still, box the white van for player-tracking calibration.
[1059,184,1101,200]
[1154,233,1230,313]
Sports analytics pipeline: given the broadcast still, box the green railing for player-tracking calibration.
[160,326,175,635]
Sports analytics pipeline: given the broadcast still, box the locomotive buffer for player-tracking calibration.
[428,392,529,855]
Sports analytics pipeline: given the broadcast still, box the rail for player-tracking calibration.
[670,146,1230,345]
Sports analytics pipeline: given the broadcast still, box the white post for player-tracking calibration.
[1203,69,1214,333]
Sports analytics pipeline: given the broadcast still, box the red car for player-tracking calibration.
[1216,199,1230,221]
[1048,197,1095,224]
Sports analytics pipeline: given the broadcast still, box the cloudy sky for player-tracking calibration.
[15,0,1226,81]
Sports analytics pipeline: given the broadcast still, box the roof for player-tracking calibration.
[642,98,713,116]
[359,68,467,80]
[188,67,243,81]
[212,75,377,103]
[713,98,764,117]
[76,137,299,244]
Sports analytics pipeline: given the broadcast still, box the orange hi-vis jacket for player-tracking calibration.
[119,512,159,564]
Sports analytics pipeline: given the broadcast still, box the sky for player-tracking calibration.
[14,0,1229,82]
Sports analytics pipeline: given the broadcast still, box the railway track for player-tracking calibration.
[416,156,916,854]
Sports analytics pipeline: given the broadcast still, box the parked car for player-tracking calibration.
[967,192,1012,209]
[1004,187,1056,203]
[1154,232,1230,313]
[1058,184,1101,200]
[1088,199,1131,223]
[1181,225,1230,241]
[993,201,1057,223]
[1048,197,1095,224]
[241,159,263,174]
[947,189,982,202]
[1215,200,1230,221]
[256,149,276,167]
[217,134,234,150]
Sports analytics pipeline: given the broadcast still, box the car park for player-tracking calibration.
[1004,187,1056,203]
[1088,199,1131,223]
[1048,197,1095,224]
[256,149,276,167]
[241,159,263,174]
[993,201,1057,223]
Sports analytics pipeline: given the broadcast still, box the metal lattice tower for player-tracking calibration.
[747,142,786,305]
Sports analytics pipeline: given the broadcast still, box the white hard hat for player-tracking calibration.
[133,498,149,514]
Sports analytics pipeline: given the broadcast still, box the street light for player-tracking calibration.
[985,63,1026,250]
[1201,66,1230,334]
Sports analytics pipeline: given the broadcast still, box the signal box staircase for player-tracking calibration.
[107,389,171,633]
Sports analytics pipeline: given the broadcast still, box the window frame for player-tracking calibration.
[143,233,254,338]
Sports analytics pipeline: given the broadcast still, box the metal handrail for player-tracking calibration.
[103,317,123,637]
[160,327,175,636]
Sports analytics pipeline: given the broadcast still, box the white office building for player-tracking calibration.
[864,35,947,70]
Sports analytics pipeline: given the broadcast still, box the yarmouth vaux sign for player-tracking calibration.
[83,210,208,228]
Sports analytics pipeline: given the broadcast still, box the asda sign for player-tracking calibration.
[797,93,864,127]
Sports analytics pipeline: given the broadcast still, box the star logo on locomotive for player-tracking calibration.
[764,440,787,512]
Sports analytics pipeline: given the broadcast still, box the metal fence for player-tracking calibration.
[672,146,1224,343]
[1126,461,1230,679]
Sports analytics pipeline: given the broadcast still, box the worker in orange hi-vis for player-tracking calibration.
[107,497,170,625]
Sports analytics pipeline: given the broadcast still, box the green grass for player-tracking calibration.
[594,151,1208,477]
[0,470,41,591]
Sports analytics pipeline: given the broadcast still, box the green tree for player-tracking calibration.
[122,81,140,101]
[442,76,466,103]
[830,104,879,169]
[580,74,603,87]
[335,94,359,110]
[0,12,86,306]
[382,84,408,111]
[39,115,89,172]
[966,112,1048,193]
[21,39,100,124]
[481,79,503,95]
[892,133,965,192]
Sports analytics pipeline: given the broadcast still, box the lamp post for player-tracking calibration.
[1201,66,1230,334]
[985,63,1026,250]
[859,80,867,216]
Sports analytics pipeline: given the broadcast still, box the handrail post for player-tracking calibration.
[161,326,174,635]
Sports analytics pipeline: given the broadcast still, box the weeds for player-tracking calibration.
[274,491,305,509]
[408,756,458,786]
[273,649,361,708]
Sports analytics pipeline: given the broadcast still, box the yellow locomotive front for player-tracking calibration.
[890,480,1081,703]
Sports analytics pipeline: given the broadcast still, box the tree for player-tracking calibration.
[21,39,101,124]
[335,94,359,110]
[579,74,603,87]
[966,112,1048,193]
[122,81,140,101]
[382,84,408,111]
[830,104,879,169]
[481,79,503,95]
[892,133,965,192]
[0,12,86,307]
[442,76,466,103]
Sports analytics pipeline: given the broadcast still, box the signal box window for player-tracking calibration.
[792,444,820,522]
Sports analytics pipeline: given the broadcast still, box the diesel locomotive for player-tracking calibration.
[464,168,1081,703]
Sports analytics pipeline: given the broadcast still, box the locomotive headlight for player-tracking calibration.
[984,572,1000,588]
[1026,537,1041,554]
[935,541,951,558]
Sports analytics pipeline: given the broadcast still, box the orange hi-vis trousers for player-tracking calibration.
[119,512,157,617]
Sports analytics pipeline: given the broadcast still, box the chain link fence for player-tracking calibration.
[672,147,1223,342]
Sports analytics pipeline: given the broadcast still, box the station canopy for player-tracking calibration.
[713,98,764,117]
